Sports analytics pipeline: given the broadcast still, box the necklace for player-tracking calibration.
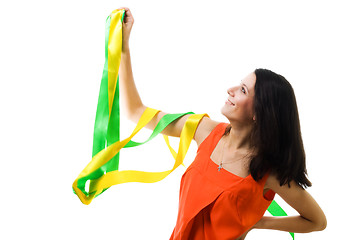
[217,137,252,172]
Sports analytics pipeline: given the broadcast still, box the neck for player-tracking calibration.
[225,122,253,151]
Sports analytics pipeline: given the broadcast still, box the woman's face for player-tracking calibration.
[221,72,256,124]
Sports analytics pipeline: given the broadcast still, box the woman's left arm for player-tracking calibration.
[255,175,327,233]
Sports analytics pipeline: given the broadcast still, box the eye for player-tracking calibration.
[241,87,246,94]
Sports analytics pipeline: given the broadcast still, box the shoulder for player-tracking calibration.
[193,117,224,147]
[264,172,279,190]
[265,171,305,197]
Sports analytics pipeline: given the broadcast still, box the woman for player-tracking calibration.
[118,7,327,240]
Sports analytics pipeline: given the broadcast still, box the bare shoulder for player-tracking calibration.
[265,172,306,198]
[193,117,222,147]
[264,172,280,191]
[265,172,294,191]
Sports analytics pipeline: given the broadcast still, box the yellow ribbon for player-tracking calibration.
[108,9,124,116]
[73,107,208,205]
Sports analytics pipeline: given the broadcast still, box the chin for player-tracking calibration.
[221,106,251,124]
[220,106,231,120]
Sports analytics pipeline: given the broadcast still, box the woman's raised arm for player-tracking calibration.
[118,7,220,144]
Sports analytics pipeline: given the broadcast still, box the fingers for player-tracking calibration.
[118,7,129,11]
[117,7,132,16]
[116,7,133,22]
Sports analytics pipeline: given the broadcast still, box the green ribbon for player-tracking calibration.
[90,14,120,187]
[268,200,295,239]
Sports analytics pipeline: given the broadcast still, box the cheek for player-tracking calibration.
[236,99,254,116]
[247,100,255,115]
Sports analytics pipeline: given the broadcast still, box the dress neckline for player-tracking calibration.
[209,156,251,180]
[208,123,251,180]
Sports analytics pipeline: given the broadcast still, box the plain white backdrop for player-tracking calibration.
[1,0,359,239]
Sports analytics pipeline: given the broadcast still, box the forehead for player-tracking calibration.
[241,72,256,90]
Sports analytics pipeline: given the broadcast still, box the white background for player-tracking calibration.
[1,0,359,239]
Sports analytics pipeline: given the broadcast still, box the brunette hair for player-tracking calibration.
[224,68,312,188]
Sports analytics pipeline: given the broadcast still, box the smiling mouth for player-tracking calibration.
[226,99,235,106]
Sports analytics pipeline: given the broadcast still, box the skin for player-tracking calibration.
[210,73,257,179]
[118,7,327,239]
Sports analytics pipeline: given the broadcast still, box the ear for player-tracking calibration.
[253,116,256,121]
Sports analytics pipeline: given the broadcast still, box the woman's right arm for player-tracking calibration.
[118,7,220,144]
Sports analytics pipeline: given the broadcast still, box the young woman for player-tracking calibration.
[118,7,327,240]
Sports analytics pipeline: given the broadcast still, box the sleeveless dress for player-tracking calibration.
[169,122,275,240]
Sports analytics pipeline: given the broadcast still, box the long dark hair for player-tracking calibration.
[224,68,312,189]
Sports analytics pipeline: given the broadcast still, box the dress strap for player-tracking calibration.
[258,171,275,201]
[258,171,271,187]
[197,122,229,152]
[207,122,229,151]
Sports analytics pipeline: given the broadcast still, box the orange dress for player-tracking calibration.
[170,123,275,240]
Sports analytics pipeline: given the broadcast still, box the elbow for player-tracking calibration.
[312,214,327,232]
[127,105,147,123]
[317,217,327,231]
[317,210,327,231]
[301,213,327,232]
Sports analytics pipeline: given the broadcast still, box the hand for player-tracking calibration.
[117,7,134,46]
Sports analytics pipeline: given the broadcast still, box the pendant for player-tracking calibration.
[218,162,223,172]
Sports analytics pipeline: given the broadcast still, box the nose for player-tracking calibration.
[227,86,236,97]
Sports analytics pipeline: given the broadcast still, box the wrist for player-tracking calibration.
[254,216,269,229]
